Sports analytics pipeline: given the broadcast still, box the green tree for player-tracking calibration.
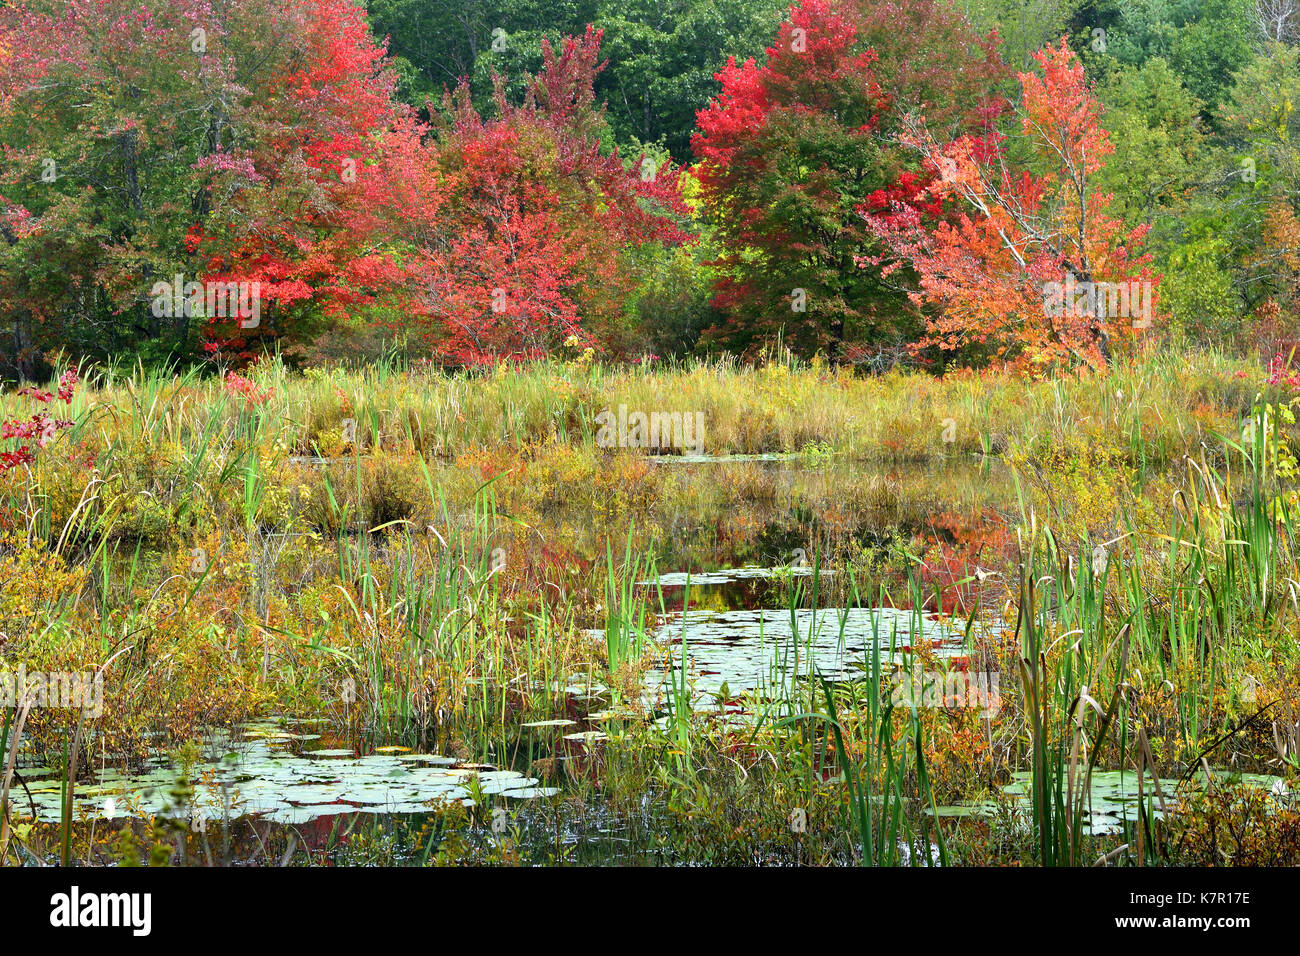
[956,0,1082,68]
[1085,0,1255,115]
[1093,58,1206,230]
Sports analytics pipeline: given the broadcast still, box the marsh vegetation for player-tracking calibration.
[1,350,1298,866]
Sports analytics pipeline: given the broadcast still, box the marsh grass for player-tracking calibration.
[0,348,1297,865]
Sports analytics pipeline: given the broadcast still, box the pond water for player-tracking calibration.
[19,732,1287,860]
[24,453,1286,864]
[12,723,576,828]
[646,604,978,699]
[930,769,1292,835]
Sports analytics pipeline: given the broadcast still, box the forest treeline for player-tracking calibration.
[0,0,1297,378]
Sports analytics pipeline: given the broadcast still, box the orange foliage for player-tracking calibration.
[862,39,1159,373]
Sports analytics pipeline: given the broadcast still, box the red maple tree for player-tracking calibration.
[410,27,691,365]
[690,0,1005,359]
[187,0,426,358]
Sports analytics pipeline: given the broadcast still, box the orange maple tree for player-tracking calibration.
[861,39,1160,372]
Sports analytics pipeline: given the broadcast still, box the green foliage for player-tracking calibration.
[1219,43,1300,198]
[957,0,1082,68]
[1158,244,1243,343]
[1093,58,1206,231]
[1089,0,1256,114]
[623,240,719,357]
[374,0,787,160]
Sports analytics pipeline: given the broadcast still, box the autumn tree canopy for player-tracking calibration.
[0,0,422,372]
[691,0,1006,359]
[861,38,1159,372]
[0,0,1272,375]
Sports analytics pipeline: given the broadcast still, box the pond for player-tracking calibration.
[14,452,1289,866]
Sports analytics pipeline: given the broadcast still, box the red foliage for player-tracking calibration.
[189,0,425,357]
[691,0,891,354]
[1,368,78,472]
[223,372,275,409]
[409,27,691,365]
[1268,351,1300,391]
[690,0,1007,357]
